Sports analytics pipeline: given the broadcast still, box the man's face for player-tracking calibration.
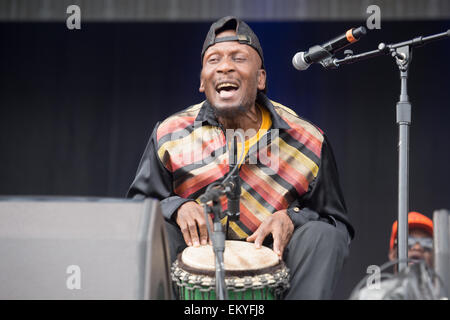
[199,30,266,117]
[389,228,434,269]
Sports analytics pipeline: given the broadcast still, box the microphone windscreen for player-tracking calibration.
[292,52,310,71]
[351,26,367,40]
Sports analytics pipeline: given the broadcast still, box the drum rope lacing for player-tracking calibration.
[171,260,290,300]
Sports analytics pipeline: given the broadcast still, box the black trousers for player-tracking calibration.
[165,218,350,300]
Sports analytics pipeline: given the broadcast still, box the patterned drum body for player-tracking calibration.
[171,240,290,300]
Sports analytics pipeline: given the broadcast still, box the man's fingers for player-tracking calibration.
[246,226,261,243]
[254,231,267,248]
[176,201,211,247]
[273,233,282,257]
[247,225,269,249]
[180,223,192,247]
[271,219,284,256]
[188,222,200,247]
[246,232,257,244]
[272,219,290,257]
[193,205,212,246]
[197,219,208,246]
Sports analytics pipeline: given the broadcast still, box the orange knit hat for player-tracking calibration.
[389,211,433,250]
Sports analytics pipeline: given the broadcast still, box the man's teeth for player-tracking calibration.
[217,83,238,90]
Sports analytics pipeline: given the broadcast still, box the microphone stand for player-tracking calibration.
[225,135,241,226]
[320,29,449,273]
[200,185,228,300]
[206,197,228,300]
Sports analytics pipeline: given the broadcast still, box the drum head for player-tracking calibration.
[172,240,290,299]
[180,240,279,274]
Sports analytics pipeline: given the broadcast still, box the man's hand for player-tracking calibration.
[246,209,294,258]
[175,201,213,247]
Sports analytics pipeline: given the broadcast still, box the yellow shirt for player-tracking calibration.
[234,104,272,167]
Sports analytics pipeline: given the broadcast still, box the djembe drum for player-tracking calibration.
[171,240,290,300]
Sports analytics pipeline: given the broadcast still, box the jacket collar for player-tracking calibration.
[195,92,291,130]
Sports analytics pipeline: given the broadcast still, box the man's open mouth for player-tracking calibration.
[408,253,424,265]
[215,81,240,99]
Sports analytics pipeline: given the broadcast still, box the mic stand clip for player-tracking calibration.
[223,180,241,223]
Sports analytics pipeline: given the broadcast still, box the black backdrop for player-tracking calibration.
[1,20,449,299]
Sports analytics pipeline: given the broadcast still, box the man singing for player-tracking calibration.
[127,16,354,299]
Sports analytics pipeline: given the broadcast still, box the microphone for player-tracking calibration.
[226,136,240,222]
[292,26,367,71]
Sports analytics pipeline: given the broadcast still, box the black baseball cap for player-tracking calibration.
[201,16,265,69]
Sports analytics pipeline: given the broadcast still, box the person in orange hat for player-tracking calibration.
[388,211,434,271]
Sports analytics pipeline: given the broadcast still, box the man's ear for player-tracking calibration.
[199,70,205,93]
[257,69,266,91]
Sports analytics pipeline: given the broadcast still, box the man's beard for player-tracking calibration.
[211,103,249,119]
[209,92,257,119]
